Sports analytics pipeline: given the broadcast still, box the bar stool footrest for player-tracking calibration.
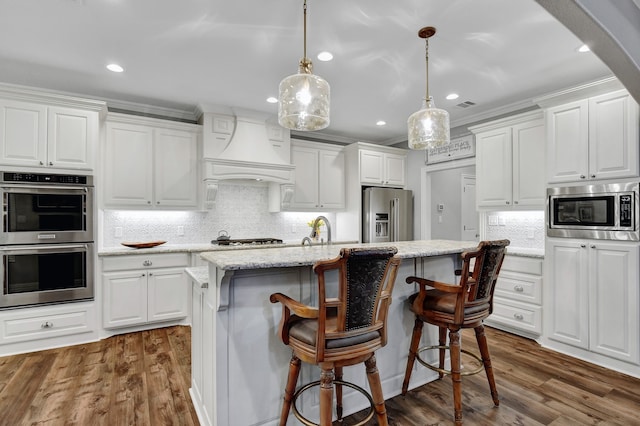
[415,345,484,376]
[292,379,375,426]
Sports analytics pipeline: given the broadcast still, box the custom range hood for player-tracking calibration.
[200,106,295,184]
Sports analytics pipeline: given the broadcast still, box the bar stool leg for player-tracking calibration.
[319,367,334,426]
[438,326,447,379]
[449,328,463,425]
[365,354,388,426]
[475,325,499,406]
[335,366,344,422]
[401,318,423,395]
[279,354,301,426]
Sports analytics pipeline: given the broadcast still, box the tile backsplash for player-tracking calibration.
[484,210,545,250]
[101,182,335,247]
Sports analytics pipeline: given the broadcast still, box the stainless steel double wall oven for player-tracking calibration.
[0,171,94,309]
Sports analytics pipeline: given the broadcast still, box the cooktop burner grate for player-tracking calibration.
[214,238,284,246]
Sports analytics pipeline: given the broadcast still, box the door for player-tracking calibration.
[461,175,478,241]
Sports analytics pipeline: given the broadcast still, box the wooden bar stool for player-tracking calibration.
[270,247,401,425]
[401,240,509,425]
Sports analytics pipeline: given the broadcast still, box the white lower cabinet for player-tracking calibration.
[546,239,639,365]
[188,267,215,426]
[485,255,543,338]
[102,253,189,329]
[0,301,97,355]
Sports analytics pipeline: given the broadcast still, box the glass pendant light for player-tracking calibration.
[408,26,450,150]
[278,0,330,131]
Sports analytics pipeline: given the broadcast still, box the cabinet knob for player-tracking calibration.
[580,244,587,248]
[149,273,153,276]
[156,201,160,204]
[39,161,44,165]
[590,244,596,249]
[580,175,586,179]
[48,162,53,166]
[506,201,510,205]
[147,201,151,204]
[591,174,596,178]
[143,260,152,266]
[141,273,146,277]
[41,321,53,328]
[514,201,518,204]
[514,285,524,292]
[513,313,524,321]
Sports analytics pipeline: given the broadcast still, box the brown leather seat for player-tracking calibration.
[401,239,509,425]
[270,247,401,425]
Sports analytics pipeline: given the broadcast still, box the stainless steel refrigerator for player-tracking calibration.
[362,187,413,243]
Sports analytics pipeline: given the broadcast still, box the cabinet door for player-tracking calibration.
[512,119,545,207]
[104,122,153,207]
[589,91,639,181]
[359,150,384,185]
[290,145,320,209]
[318,149,345,209]
[102,270,148,328]
[384,153,406,187]
[147,267,189,323]
[0,99,47,167]
[547,240,589,349]
[476,127,513,207]
[589,242,639,363]
[154,128,198,208]
[47,107,97,170]
[546,100,589,183]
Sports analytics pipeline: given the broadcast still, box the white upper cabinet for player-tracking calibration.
[471,110,545,209]
[359,148,407,188]
[0,98,100,172]
[545,89,639,183]
[286,140,345,211]
[104,114,200,209]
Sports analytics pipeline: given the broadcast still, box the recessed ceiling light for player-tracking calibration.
[317,51,333,62]
[376,120,386,126]
[446,93,459,100]
[106,63,124,73]
[578,44,590,53]
[266,97,278,104]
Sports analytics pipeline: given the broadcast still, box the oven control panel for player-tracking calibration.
[1,172,91,185]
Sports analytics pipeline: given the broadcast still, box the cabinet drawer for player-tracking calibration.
[495,270,542,304]
[1,303,94,344]
[102,253,189,271]
[486,298,541,335]
[501,255,543,275]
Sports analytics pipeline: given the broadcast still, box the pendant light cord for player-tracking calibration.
[424,37,430,100]
[303,0,307,61]
[299,0,312,73]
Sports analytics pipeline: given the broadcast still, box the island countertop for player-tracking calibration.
[200,239,479,270]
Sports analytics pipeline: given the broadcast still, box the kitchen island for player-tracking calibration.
[191,240,478,426]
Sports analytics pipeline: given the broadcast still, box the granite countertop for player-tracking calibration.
[200,240,479,271]
[506,247,545,258]
[98,240,358,256]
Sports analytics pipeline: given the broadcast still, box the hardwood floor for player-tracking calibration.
[0,326,197,426]
[0,325,638,425]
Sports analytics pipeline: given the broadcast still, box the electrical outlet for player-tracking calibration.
[488,216,498,226]
[114,227,123,238]
[177,226,184,236]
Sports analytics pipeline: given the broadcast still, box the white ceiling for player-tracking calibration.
[0,0,615,144]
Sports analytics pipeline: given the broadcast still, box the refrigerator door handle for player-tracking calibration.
[390,198,399,242]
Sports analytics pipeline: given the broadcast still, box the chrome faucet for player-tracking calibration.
[301,236,312,246]
[310,215,332,245]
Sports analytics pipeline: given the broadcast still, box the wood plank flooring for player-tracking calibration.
[0,325,639,425]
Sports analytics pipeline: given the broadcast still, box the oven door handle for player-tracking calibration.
[0,243,89,252]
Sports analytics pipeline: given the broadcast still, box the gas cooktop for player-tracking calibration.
[213,238,284,246]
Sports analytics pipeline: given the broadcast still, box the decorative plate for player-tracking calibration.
[121,241,167,249]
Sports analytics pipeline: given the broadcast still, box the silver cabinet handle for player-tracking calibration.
[590,244,596,249]
[48,161,53,166]
[591,174,596,178]
[143,260,152,266]
[513,313,524,321]
[39,161,44,165]
[580,175,586,179]
[514,201,519,204]
[41,321,53,328]
[141,273,146,277]
[506,201,510,205]
[580,244,586,248]
[514,285,524,292]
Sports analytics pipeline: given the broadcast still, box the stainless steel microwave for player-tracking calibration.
[547,182,639,241]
